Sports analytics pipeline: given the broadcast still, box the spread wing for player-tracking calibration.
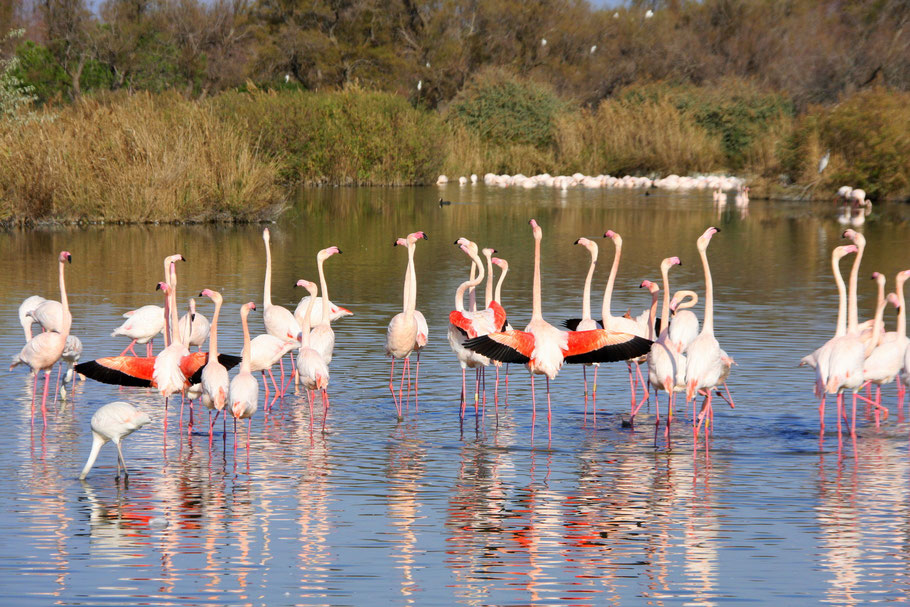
[462,330,533,364]
[75,356,156,387]
[564,330,653,364]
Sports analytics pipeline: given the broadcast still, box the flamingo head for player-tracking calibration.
[454,237,477,254]
[318,246,342,260]
[482,247,497,259]
[574,237,598,257]
[295,279,317,296]
[199,288,222,304]
[492,257,509,271]
[871,272,885,289]
[407,231,428,243]
[262,227,270,242]
[661,256,681,271]
[697,226,719,249]
[833,245,858,260]
[164,254,184,268]
[886,293,900,309]
[603,229,622,247]
[897,269,910,285]
[156,281,170,293]
[640,279,659,294]
[394,237,407,247]
[529,219,542,238]
[842,229,865,247]
[58,251,72,264]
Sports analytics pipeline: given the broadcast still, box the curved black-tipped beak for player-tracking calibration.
[198,291,204,297]
[422,233,429,240]
[393,240,399,246]
[453,240,460,245]
[67,254,72,263]
[574,239,581,245]
[336,249,343,254]
[156,283,163,291]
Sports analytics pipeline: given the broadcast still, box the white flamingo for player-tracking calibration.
[309,246,343,364]
[296,280,331,430]
[111,304,165,357]
[79,401,150,480]
[229,302,259,451]
[199,289,229,438]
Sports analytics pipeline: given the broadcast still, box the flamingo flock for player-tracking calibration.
[13,220,747,480]
[803,229,910,445]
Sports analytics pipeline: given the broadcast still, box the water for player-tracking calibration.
[2,186,910,606]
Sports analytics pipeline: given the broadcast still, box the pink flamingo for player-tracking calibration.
[111,304,165,357]
[262,228,301,384]
[309,246,343,365]
[491,256,512,406]
[199,289,229,439]
[296,280,331,430]
[249,334,299,403]
[178,298,210,351]
[862,271,908,419]
[573,237,601,419]
[644,257,684,435]
[463,220,653,441]
[387,232,428,417]
[11,251,72,422]
[294,297,352,326]
[230,302,259,452]
[18,295,46,341]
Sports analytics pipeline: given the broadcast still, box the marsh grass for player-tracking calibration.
[0,91,285,224]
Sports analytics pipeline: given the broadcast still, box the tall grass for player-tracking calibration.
[0,91,285,224]
[213,86,446,186]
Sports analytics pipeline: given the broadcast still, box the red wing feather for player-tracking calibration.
[564,330,653,364]
[75,356,155,387]
[449,310,477,338]
[462,330,534,364]
[488,302,508,332]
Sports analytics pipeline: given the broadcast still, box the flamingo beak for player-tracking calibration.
[337,306,353,316]
[66,253,72,263]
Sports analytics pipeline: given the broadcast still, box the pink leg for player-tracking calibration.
[146,340,153,357]
[818,393,826,432]
[530,375,537,443]
[474,368,480,414]
[39,371,51,425]
[460,368,467,420]
[494,366,500,417]
[505,365,510,407]
[53,363,61,408]
[415,352,420,413]
[851,392,858,437]
[321,389,330,431]
[389,359,399,416]
[627,364,636,414]
[247,418,252,450]
[261,371,269,409]
[404,357,411,413]
[592,366,598,425]
[635,363,648,409]
[120,340,137,356]
[546,377,552,444]
[583,365,589,424]
[398,359,407,415]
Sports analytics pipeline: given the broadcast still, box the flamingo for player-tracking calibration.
[230,302,259,451]
[669,290,700,353]
[294,297,352,327]
[249,334,299,403]
[295,280,330,430]
[18,295,46,341]
[27,296,67,333]
[153,257,191,417]
[573,237,601,417]
[387,232,428,417]
[199,289,229,439]
[61,334,83,389]
[262,228,301,384]
[491,255,512,406]
[862,270,909,417]
[178,298,211,351]
[78,401,151,480]
[683,227,726,439]
[463,219,653,440]
[111,305,165,357]
[448,240,492,419]
[10,251,72,421]
[309,246,343,364]
[645,257,685,434]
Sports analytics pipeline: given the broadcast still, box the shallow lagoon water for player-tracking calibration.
[2,186,910,606]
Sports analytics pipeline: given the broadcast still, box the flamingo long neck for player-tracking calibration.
[301,288,317,345]
[162,288,171,348]
[169,263,181,345]
[78,432,105,480]
[401,247,411,314]
[468,262,477,313]
[699,244,715,335]
[209,298,221,358]
[659,264,671,335]
[317,254,330,326]
[408,242,418,315]
[833,254,848,337]
[484,253,494,309]
[263,236,273,309]
[647,289,659,340]
[455,254,485,313]
[58,257,71,335]
[531,234,543,322]
[494,266,508,304]
[182,300,194,345]
[582,249,596,321]
[848,240,864,332]
[403,246,416,318]
[240,308,252,373]
[897,276,907,340]
[601,238,621,323]
[865,299,887,357]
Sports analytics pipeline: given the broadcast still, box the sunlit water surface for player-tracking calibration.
[2,186,910,606]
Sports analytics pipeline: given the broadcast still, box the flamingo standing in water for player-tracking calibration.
[644,257,684,435]
[862,270,909,417]
[296,280,331,430]
[309,246,343,365]
[448,240,492,420]
[669,290,699,352]
[386,232,428,417]
[262,228,301,385]
[199,289,229,439]
[573,237,600,419]
[249,334,299,404]
[79,401,150,481]
[230,302,258,451]
[111,304,164,357]
[683,227,726,440]
[464,219,653,441]
[11,251,72,422]
[178,298,210,351]
[294,297,352,327]
[491,256,512,406]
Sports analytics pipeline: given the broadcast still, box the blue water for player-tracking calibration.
[1,186,909,605]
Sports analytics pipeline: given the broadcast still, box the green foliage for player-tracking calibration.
[12,40,69,102]
[213,86,446,185]
[0,30,38,121]
[780,88,910,199]
[447,68,568,149]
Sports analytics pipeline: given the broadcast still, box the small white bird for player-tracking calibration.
[417,80,422,91]
[590,45,597,54]
[79,402,150,480]
[284,73,290,83]
[818,150,830,174]
[645,9,654,18]
[541,38,547,46]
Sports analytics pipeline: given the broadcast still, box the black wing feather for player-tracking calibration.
[564,335,653,365]
[187,353,243,385]
[74,360,153,388]
[562,318,605,331]
[462,335,531,364]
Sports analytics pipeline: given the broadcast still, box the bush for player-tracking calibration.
[447,67,567,149]
[0,91,284,223]
[214,85,445,185]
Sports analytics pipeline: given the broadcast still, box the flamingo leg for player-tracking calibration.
[404,357,411,413]
[247,417,252,451]
[321,389,330,432]
[53,363,61,408]
[116,441,130,478]
[415,352,420,413]
[39,370,51,425]
[474,368,480,415]
[261,371,269,409]
[398,358,407,416]
[494,366,500,418]
[531,375,537,441]
[460,368,467,420]
[627,363,636,414]
[722,382,735,408]
[389,359,401,418]
[546,376,552,443]
[592,366,598,425]
[851,392,858,437]
[146,340,153,358]
[583,366,589,424]
[505,365,510,408]
[635,363,648,409]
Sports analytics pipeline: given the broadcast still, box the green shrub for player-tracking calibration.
[447,67,568,149]
[213,85,445,185]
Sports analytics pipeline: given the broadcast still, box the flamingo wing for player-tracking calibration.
[564,330,653,364]
[463,330,533,364]
[448,310,477,338]
[185,353,243,385]
[562,318,605,331]
[488,301,509,332]
[75,356,156,387]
